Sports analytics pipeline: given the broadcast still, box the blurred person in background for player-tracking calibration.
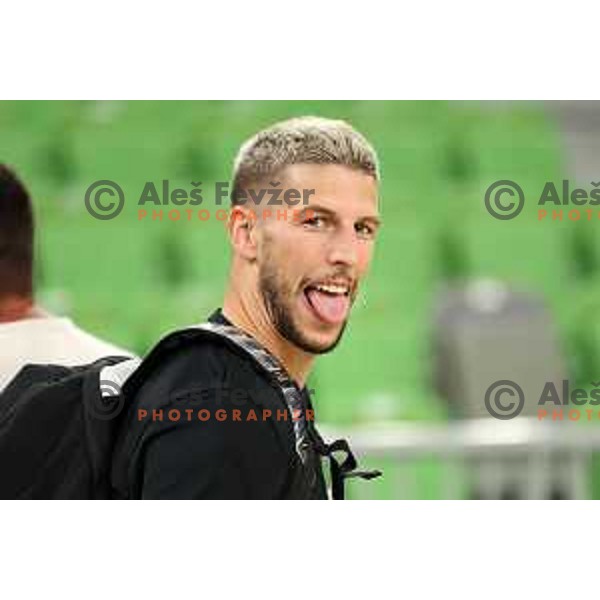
[0,164,134,392]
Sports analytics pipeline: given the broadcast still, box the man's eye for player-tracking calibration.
[356,223,375,239]
[303,216,325,229]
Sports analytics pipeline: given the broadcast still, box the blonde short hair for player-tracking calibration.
[231,116,379,204]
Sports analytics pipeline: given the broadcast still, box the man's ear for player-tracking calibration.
[228,205,259,261]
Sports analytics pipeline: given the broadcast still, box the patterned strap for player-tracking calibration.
[196,322,312,464]
[195,322,382,499]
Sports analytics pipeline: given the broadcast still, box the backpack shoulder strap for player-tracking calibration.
[122,322,309,460]
[122,321,382,499]
[195,323,382,499]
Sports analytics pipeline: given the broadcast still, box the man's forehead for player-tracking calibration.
[280,163,379,213]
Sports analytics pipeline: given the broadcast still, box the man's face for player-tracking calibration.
[255,163,380,355]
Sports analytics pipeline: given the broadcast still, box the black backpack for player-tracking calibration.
[0,322,380,499]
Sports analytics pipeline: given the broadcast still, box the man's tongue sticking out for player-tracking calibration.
[305,288,350,325]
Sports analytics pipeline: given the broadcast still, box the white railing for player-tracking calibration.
[322,419,600,499]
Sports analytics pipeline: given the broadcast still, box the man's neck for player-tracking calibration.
[0,297,46,323]
[222,295,314,388]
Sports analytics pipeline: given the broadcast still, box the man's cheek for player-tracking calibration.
[357,245,375,275]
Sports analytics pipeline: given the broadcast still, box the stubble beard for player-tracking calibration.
[258,260,348,356]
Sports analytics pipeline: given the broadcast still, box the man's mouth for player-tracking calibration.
[303,280,353,325]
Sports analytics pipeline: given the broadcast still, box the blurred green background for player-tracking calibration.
[3,100,598,498]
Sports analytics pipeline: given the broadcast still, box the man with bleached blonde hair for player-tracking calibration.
[113,116,382,499]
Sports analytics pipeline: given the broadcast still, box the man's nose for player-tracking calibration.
[326,228,359,267]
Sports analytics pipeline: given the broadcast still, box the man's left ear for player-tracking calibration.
[228,206,258,261]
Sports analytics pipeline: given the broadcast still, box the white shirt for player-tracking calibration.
[0,316,135,392]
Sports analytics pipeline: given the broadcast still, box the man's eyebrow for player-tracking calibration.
[297,204,336,218]
[362,215,382,228]
[297,204,382,226]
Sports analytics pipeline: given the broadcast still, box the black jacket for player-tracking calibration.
[111,310,328,499]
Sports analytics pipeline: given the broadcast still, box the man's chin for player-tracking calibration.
[288,322,348,355]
